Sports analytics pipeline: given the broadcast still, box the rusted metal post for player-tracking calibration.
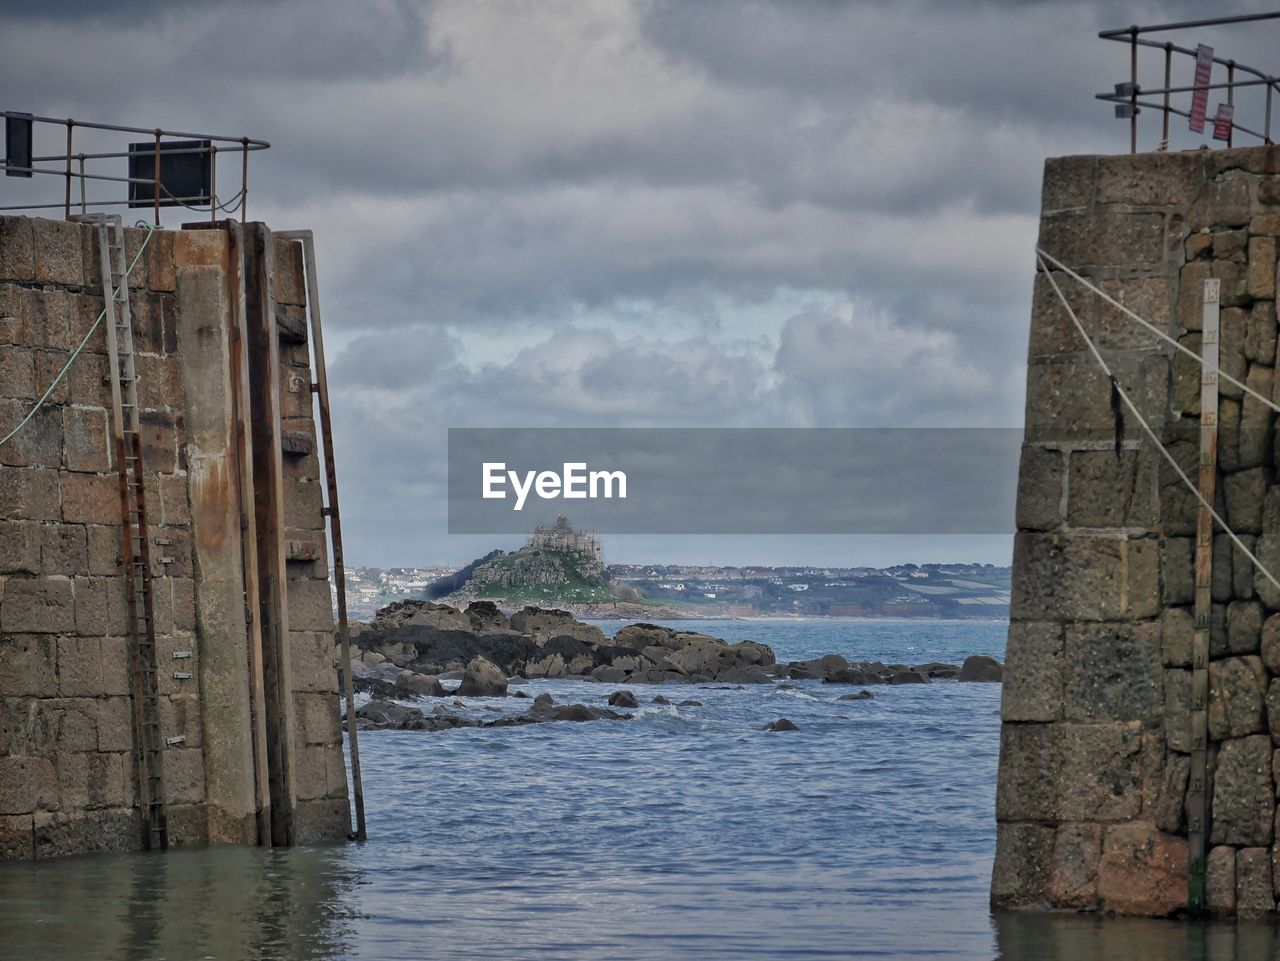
[1130,27,1139,153]
[210,145,218,225]
[1228,61,1236,148]
[241,138,249,224]
[64,120,73,219]
[78,154,87,214]
[226,222,273,846]
[277,229,368,842]
[245,224,297,846]
[153,129,162,226]
[1163,43,1172,145]
[1188,277,1220,915]
[1267,82,1274,144]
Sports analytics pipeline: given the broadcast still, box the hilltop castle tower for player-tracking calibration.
[525,516,602,561]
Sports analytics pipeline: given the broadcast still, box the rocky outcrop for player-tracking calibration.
[607,690,639,708]
[466,600,514,634]
[351,697,630,731]
[959,654,1003,682]
[455,656,508,697]
[371,599,472,632]
[510,606,607,644]
[764,718,799,732]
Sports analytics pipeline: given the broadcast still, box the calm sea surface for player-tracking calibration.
[1,618,1275,960]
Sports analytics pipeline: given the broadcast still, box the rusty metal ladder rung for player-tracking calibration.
[79,213,169,852]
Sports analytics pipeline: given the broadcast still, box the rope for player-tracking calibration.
[1035,250,1280,596]
[0,221,156,449]
[1036,246,1280,418]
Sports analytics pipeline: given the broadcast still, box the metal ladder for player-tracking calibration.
[82,214,168,851]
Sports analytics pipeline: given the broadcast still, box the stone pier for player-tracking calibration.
[0,215,350,857]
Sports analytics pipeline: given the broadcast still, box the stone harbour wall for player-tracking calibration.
[995,146,1280,919]
[0,215,349,858]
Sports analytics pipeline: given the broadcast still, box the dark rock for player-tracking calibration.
[456,656,508,697]
[533,693,554,707]
[888,670,932,685]
[352,674,403,699]
[508,676,529,685]
[466,600,512,634]
[607,690,640,708]
[959,655,1004,682]
[678,699,702,707]
[763,718,799,732]
[824,668,869,685]
[590,666,629,684]
[394,671,446,697]
[651,695,672,704]
[716,665,773,684]
[837,690,875,701]
[513,690,530,698]
[914,661,961,679]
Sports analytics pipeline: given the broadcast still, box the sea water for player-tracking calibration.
[0,619,1273,960]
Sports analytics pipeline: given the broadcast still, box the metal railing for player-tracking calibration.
[1097,12,1280,153]
[0,110,269,225]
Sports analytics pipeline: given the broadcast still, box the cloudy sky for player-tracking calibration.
[5,0,1273,567]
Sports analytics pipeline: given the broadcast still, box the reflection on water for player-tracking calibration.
[0,845,359,960]
[995,911,1280,961]
[0,622,1275,960]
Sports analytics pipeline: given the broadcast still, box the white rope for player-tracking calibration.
[1036,245,1280,418]
[1035,250,1280,597]
[0,222,156,449]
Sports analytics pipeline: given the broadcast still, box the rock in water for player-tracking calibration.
[651,695,672,705]
[533,693,554,707]
[959,655,1003,682]
[763,718,799,732]
[607,690,639,708]
[394,671,446,697]
[837,690,875,701]
[456,656,508,697]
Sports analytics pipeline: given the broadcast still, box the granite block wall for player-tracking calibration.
[0,215,349,858]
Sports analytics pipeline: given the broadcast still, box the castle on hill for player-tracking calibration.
[525,516,602,561]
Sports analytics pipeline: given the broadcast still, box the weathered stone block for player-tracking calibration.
[0,520,40,575]
[1211,735,1273,845]
[1040,211,1168,267]
[1041,155,1095,212]
[991,821,1054,908]
[60,406,109,473]
[95,697,133,753]
[1250,236,1278,299]
[0,467,58,522]
[1239,365,1274,468]
[84,524,119,576]
[1049,822,1101,909]
[1238,847,1277,919]
[33,219,86,286]
[1056,722,1144,822]
[99,637,130,697]
[286,579,333,633]
[1015,445,1063,531]
[1164,669,1191,753]
[1063,621,1161,721]
[1099,152,1201,206]
[60,472,118,525]
[1209,656,1267,739]
[1097,823,1188,916]
[1098,276,1172,350]
[0,218,36,282]
[1225,470,1267,536]
[1025,356,1168,441]
[1001,622,1064,722]
[1066,448,1156,529]
[1162,606,1194,667]
[72,576,128,637]
[1,577,74,633]
[0,401,60,469]
[1256,533,1280,608]
[1208,845,1237,916]
[0,347,36,401]
[162,747,205,805]
[0,814,32,858]
[55,637,104,697]
[1246,300,1277,363]
[1235,536,1258,601]
[1264,614,1280,673]
[1216,228,1249,262]
[159,474,190,527]
[1012,533,1159,622]
[0,756,55,814]
[1156,753,1189,834]
[996,724,1055,821]
[55,751,128,811]
[1228,600,1265,653]
[38,524,86,577]
[1191,177,1252,229]
[0,634,55,697]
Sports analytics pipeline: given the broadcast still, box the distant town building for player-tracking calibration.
[525,515,602,561]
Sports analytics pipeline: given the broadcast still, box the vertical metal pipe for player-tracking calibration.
[153,129,162,226]
[1228,62,1236,148]
[1268,82,1274,144]
[210,145,218,225]
[241,138,250,224]
[78,154,87,214]
[1163,43,1172,146]
[64,120,73,220]
[1130,27,1139,153]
